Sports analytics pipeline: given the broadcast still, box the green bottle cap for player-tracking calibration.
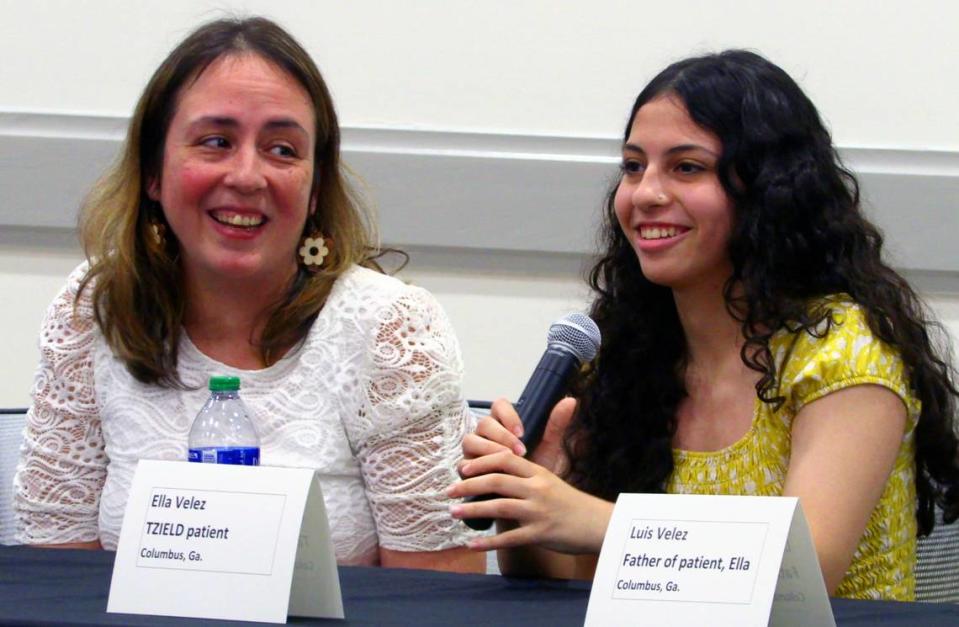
[208,375,240,391]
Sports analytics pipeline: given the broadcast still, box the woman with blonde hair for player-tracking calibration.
[15,16,483,573]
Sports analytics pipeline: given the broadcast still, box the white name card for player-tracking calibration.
[585,494,834,627]
[107,460,343,623]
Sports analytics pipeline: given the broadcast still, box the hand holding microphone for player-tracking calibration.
[460,313,601,531]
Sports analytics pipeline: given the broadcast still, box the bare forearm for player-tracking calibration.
[379,546,485,574]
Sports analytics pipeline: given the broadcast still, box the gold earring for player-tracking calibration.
[147,199,167,248]
[299,234,329,268]
[150,221,166,247]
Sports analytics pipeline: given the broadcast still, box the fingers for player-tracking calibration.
[490,397,524,439]
[466,526,540,552]
[452,451,541,496]
[461,449,539,479]
[545,397,577,440]
[450,494,527,525]
[461,432,510,461]
[475,414,526,456]
[458,433,507,477]
[463,398,573,466]
[458,400,526,481]
[452,497,550,552]
[526,397,578,472]
[448,451,590,555]
[458,420,524,481]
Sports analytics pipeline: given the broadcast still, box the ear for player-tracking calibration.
[310,166,321,216]
[146,176,161,202]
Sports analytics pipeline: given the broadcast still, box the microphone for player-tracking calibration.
[463,313,601,531]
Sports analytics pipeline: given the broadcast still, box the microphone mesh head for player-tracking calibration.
[547,313,601,363]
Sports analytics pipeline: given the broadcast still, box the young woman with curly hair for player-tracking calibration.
[450,50,959,599]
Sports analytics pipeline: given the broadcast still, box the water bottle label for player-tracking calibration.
[187,446,260,466]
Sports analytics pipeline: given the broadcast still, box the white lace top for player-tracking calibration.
[14,263,478,564]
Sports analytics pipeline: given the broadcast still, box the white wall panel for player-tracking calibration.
[1,0,958,406]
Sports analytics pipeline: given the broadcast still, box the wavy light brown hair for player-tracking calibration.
[78,16,378,387]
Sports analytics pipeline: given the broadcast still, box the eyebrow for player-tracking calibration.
[187,115,310,136]
[623,143,719,158]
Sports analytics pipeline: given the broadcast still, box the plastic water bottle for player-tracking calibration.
[187,375,260,465]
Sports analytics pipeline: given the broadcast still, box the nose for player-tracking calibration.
[223,145,267,194]
[630,165,668,211]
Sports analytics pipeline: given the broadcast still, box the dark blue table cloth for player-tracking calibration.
[1,544,957,625]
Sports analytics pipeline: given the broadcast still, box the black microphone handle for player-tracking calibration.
[462,348,580,531]
[516,348,580,451]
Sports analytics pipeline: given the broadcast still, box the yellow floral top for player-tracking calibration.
[667,296,920,600]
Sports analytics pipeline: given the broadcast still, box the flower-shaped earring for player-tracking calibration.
[299,235,329,268]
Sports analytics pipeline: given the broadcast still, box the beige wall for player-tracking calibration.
[3,1,957,148]
[2,234,958,407]
[1,0,958,406]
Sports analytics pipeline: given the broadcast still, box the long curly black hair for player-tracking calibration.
[565,50,959,535]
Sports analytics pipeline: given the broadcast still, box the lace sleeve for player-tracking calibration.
[351,285,479,552]
[13,264,106,545]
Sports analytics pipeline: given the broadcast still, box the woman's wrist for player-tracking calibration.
[578,494,615,554]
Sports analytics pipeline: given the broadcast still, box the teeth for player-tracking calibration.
[640,226,680,239]
[212,211,264,227]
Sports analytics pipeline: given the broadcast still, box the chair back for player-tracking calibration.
[0,409,27,545]
[467,399,492,418]
[916,508,959,602]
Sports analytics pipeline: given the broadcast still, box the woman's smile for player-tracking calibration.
[634,222,692,251]
[208,209,267,229]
